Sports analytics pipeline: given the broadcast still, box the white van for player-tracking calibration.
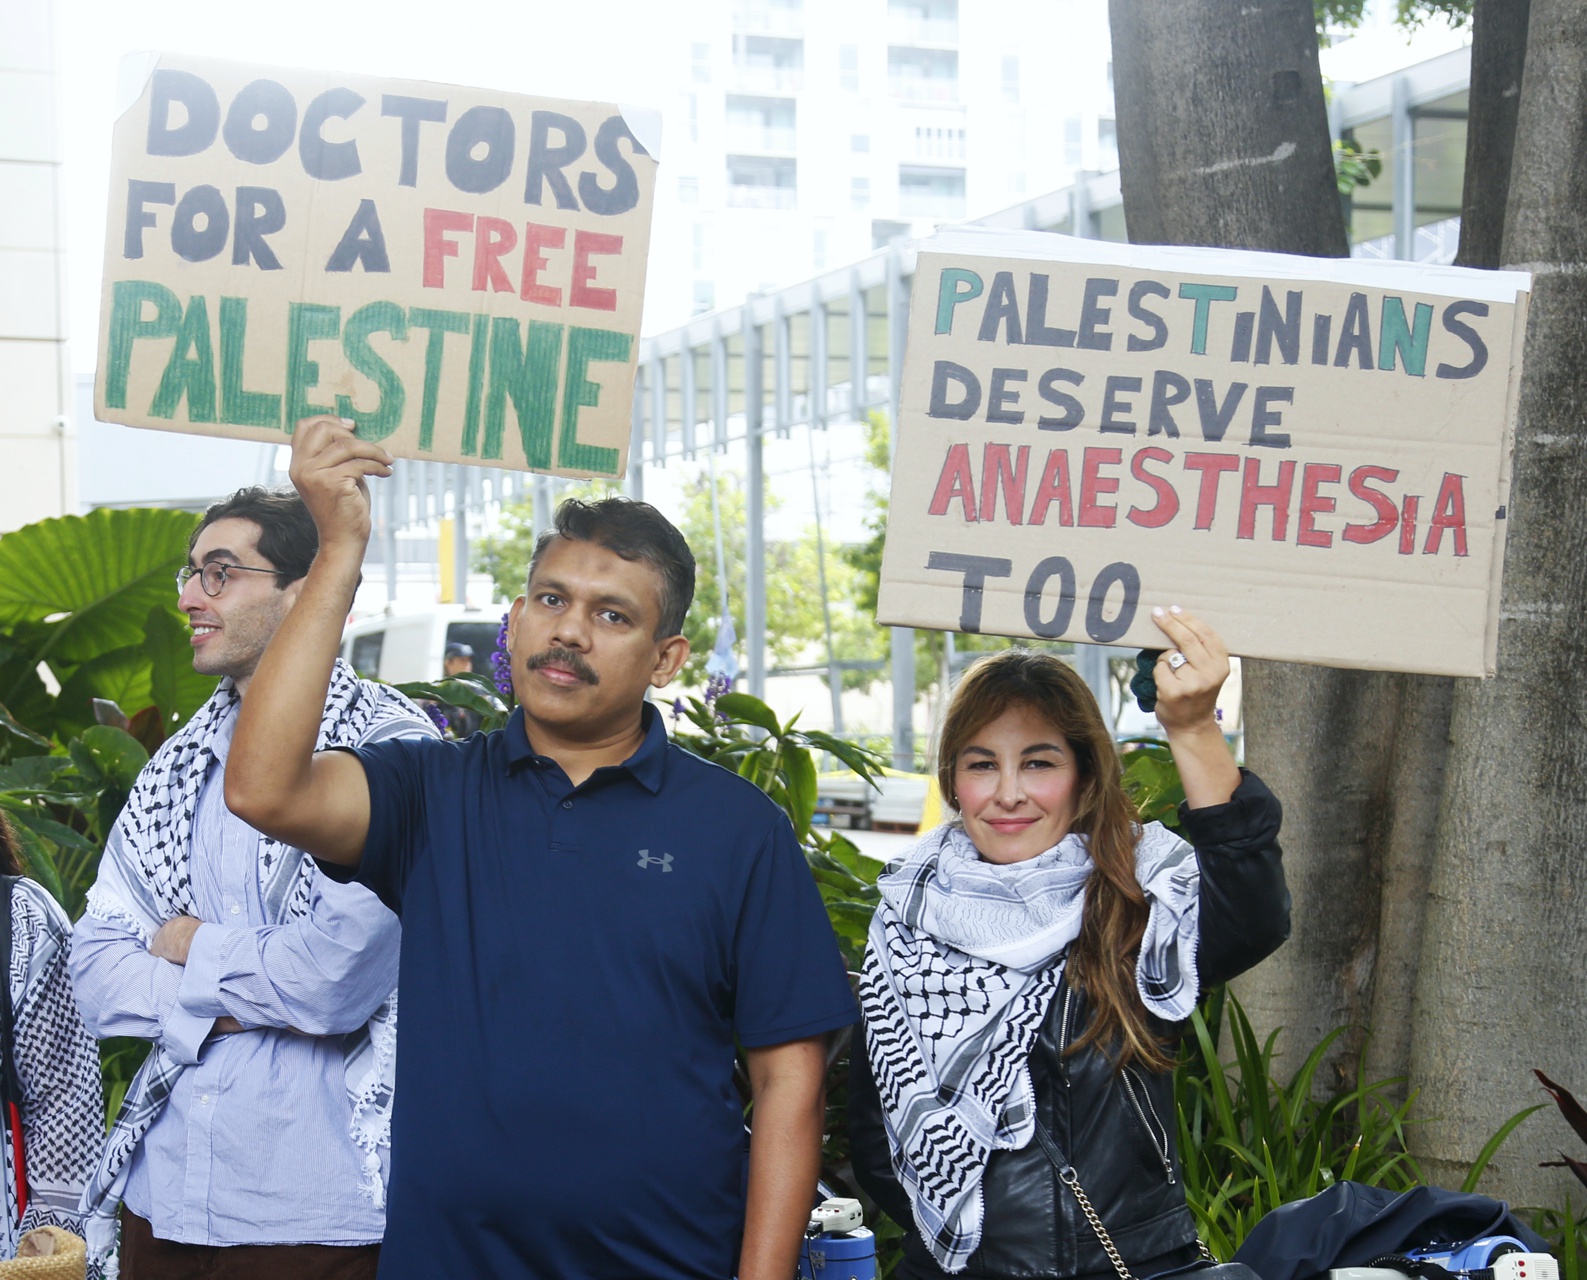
[340,605,505,684]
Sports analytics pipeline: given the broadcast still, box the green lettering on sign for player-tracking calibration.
[486,317,563,467]
[106,280,181,410]
[559,326,628,476]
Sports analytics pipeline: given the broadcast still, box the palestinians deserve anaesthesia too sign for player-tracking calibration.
[96,54,659,478]
[877,227,1531,677]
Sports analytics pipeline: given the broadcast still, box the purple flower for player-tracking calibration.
[671,698,686,723]
[704,673,732,704]
[491,611,514,697]
[424,704,450,735]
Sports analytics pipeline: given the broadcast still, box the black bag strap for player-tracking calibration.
[0,875,22,1109]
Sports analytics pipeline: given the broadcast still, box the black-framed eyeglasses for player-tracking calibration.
[176,562,280,597]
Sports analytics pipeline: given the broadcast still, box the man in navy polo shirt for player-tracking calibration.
[227,418,859,1280]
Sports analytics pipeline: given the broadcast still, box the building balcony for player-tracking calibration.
[889,75,958,102]
[725,124,799,153]
[887,16,957,44]
[727,184,797,209]
[733,63,806,93]
[733,3,804,37]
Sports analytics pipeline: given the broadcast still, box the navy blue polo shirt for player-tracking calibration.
[335,702,857,1280]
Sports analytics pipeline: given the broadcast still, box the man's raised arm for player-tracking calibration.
[225,417,393,866]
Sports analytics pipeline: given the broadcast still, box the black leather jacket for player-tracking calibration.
[848,771,1289,1280]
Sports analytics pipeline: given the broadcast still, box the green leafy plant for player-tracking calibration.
[1334,136,1385,196]
[1179,989,1424,1257]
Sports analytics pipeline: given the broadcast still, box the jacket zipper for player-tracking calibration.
[1057,986,1075,1077]
[1121,1066,1176,1184]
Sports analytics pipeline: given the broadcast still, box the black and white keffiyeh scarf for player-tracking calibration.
[858,820,1202,1273]
[79,660,428,1273]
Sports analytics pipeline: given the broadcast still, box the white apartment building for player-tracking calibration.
[640,0,1117,332]
[0,0,72,533]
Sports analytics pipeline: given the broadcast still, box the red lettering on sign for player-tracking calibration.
[570,230,623,311]
[1237,458,1296,541]
[1028,449,1073,527]
[928,443,977,520]
[422,209,474,288]
[1126,447,1178,529]
[1342,465,1399,544]
[472,217,518,293]
[1423,473,1468,556]
[520,222,567,306]
[1399,495,1420,555]
[1296,463,1342,548]
[1182,453,1240,531]
[1078,448,1122,528]
[979,444,1029,525]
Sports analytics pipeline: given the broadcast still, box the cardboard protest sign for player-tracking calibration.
[877,227,1531,677]
[96,54,659,479]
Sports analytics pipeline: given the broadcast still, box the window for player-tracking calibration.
[445,623,499,671]
[733,35,804,91]
[851,133,870,153]
[1002,55,1020,104]
[350,632,384,679]
[913,125,965,160]
[898,165,965,218]
[1063,116,1083,169]
[693,280,716,314]
[888,0,958,44]
[693,42,712,83]
[725,94,797,151]
[679,175,700,203]
[872,219,910,249]
[851,176,870,209]
[1099,117,1118,171]
[888,47,957,101]
[727,155,797,208]
[839,44,859,92]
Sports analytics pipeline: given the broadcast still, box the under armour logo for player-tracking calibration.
[637,850,673,872]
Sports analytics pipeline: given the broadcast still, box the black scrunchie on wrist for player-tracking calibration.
[1131,649,1164,712]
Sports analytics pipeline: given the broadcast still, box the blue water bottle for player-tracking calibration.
[798,1199,876,1280]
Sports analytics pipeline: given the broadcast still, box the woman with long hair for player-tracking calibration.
[848,609,1288,1280]
[0,811,102,1256]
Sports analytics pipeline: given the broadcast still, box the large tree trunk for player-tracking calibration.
[1408,0,1587,1207]
[1110,0,1344,256]
[1109,0,1448,1090]
[1455,0,1531,270]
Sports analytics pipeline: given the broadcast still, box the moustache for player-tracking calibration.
[524,647,600,686]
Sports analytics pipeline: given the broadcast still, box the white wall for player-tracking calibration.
[0,0,73,531]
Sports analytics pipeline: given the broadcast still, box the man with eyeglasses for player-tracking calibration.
[69,486,436,1280]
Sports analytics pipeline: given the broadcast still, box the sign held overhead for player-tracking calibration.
[96,54,660,478]
[877,227,1531,677]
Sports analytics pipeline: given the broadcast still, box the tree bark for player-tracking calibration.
[1454,0,1531,270]
[1110,0,1345,256]
[1409,0,1587,1207]
[1109,0,1450,1091]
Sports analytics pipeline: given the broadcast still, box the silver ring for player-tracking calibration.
[1166,651,1188,671]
